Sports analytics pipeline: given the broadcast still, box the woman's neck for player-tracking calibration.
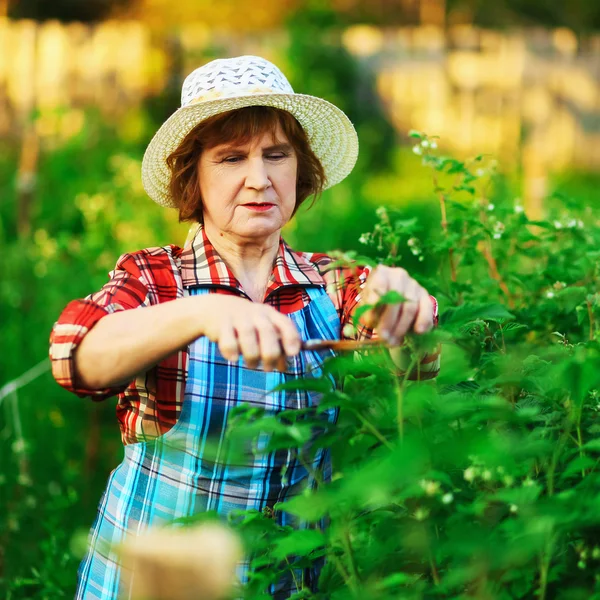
[203,224,280,303]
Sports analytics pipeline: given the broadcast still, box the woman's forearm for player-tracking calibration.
[74,295,212,390]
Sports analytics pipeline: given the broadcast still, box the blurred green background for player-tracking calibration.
[1,0,600,597]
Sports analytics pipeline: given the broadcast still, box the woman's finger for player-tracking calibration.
[254,316,283,372]
[390,281,421,343]
[414,293,435,334]
[235,321,261,370]
[359,266,391,329]
[271,311,301,357]
[377,303,402,341]
[217,320,240,362]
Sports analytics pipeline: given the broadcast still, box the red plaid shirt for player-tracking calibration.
[50,228,440,445]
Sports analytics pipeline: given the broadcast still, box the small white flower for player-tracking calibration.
[487,203,495,211]
[476,168,485,177]
[546,291,555,299]
[567,219,577,229]
[375,206,387,219]
[464,467,477,482]
[441,493,454,504]
[577,219,584,229]
[510,504,518,514]
[421,139,430,148]
[413,507,430,521]
[514,205,524,214]
[18,474,32,487]
[429,140,438,149]
[12,439,26,454]
[419,479,440,496]
[407,237,417,247]
[493,233,502,240]
[412,144,423,156]
[554,221,563,229]
[482,469,492,481]
[358,234,369,245]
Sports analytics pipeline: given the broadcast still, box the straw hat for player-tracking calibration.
[141,55,359,208]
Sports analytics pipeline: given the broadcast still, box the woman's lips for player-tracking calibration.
[242,203,275,212]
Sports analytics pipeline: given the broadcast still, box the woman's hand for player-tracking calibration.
[199,294,301,371]
[359,265,434,345]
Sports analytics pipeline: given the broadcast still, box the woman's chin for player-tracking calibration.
[235,218,287,240]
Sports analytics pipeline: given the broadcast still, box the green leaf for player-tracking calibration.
[272,378,334,393]
[440,303,515,328]
[561,456,596,480]
[270,529,325,560]
[375,572,420,590]
[583,439,600,452]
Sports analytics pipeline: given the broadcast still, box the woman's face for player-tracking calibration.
[198,125,298,243]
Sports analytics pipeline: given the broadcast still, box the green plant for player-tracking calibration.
[222,132,600,600]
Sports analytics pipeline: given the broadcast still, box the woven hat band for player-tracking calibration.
[187,86,282,106]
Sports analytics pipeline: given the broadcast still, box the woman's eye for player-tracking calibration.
[266,153,287,160]
[223,156,243,163]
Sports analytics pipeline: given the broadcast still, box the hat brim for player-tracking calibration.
[141,93,359,208]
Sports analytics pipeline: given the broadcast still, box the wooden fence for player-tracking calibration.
[1,18,600,212]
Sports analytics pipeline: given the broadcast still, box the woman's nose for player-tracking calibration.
[244,158,271,190]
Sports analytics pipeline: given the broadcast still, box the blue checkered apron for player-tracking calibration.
[75,286,340,599]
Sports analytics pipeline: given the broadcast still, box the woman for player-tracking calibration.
[50,55,440,599]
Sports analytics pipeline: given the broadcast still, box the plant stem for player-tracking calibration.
[341,522,360,589]
[330,550,357,593]
[432,173,457,283]
[479,238,515,308]
[428,549,440,585]
[355,412,394,450]
[538,534,556,600]
[587,298,595,341]
[284,556,302,592]
[395,382,404,444]
[577,422,585,478]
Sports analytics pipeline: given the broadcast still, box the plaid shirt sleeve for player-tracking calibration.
[309,255,441,380]
[49,252,155,400]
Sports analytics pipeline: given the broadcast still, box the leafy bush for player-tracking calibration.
[223,132,600,600]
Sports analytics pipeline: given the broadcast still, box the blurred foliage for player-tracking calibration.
[7,0,132,22]
[2,10,600,600]
[9,0,600,32]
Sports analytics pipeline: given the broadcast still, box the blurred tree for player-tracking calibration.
[7,0,133,21]
[124,0,300,31]
[447,0,600,31]
[285,2,397,175]
[6,0,600,30]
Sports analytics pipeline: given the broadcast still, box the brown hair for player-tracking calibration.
[166,106,326,223]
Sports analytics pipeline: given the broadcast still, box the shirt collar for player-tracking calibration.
[180,226,325,295]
